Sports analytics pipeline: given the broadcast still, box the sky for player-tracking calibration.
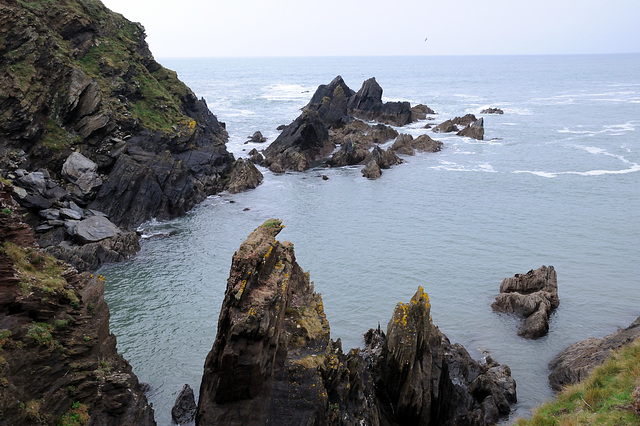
[100,0,640,58]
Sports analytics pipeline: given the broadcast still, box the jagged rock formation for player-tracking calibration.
[548,316,640,391]
[0,181,155,424]
[172,384,197,425]
[261,76,441,177]
[492,266,559,339]
[196,220,516,425]
[0,0,261,269]
[433,114,484,140]
[391,133,443,156]
[480,108,504,115]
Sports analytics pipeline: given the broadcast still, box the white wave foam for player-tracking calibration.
[261,83,315,102]
[431,160,497,173]
[223,109,256,118]
[514,163,640,178]
[558,122,635,136]
[513,170,557,178]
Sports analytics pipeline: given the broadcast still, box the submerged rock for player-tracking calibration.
[548,316,640,391]
[196,220,516,425]
[480,108,504,114]
[492,265,559,339]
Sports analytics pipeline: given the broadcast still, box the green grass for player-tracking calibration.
[516,338,640,425]
[58,401,89,426]
[3,242,67,293]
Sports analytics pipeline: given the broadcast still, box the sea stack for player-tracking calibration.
[196,219,516,425]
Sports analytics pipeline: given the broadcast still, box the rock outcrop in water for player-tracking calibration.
[433,114,485,140]
[196,219,516,425]
[261,76,441,178]
[0,0,260,270]
[548,316,640,391]
[0,181,155,424]
[492,266,559,339]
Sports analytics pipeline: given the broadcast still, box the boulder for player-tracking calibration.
[262,111,332,172]
[62,152,98,183]
[225,158,263,194]
[457,117,484,140]
[196,221,517,425]
[326,139,369,167]
[480,108,504,114]
[361,160,382,179]
[392,133,443,156]
[246,131,266,143]
[432,119,458,133]
[247,148,264,165]
[548,317,640,391]
[410,104,436,121]
[492,265,559,339]
[391,133,417,156]
[15,171,47,195]
[371,145,403,169]
[172,384,197,425]
[73,215,122,243]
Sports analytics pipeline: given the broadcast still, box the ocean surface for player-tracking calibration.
[100,54,640,425]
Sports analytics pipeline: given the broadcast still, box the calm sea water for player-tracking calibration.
[100,55,640,425]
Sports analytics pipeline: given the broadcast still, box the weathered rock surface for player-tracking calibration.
[1,0,259,268]
[0,182,155,425]
[457,117,484,140]
[548,316,640,391]
[348,77,413,126]
[246,131,266,143]
[172,384,197,425]
[480,108,504,114]
[492,265,559,339]
[392,133,444,156]
[226,158,264,194]
[262,111,332,172]
[196,220,516,425]
[262,76,442,176]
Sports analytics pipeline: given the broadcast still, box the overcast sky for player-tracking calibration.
[100,0,640,58]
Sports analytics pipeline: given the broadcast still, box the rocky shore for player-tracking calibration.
[0,181,155,424]
[195,220,517,425]
[0,0,262,272]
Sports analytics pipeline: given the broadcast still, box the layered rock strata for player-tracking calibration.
[261,76,442,178]
[196,220,516,425]
[492,265,559,339]
[0,0,261,269]
[548,316,640,391]
[0,181,155,424]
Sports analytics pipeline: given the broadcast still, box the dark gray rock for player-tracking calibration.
[371,146,403,169]
[39,208,61,220]
[246,131,266,143]
[172,384,197,425]
[262,111,332,172]
[457,117,484,140]
[59,207,82,220]
[326,139,369,167]
[548,317,640,391]
[62,152,98,183]
[305,75,355,128]
[15,171,48,195]
[73,215,122,243]
[480,108,504,114]
[410,104,436,121]
[492,265,559,339]
[348,77,412,126]
[247,148,264,165]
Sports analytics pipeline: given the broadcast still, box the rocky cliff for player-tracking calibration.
[1,0,261,269]
[196,220,516,425]
[0,180,155,425]
[261,76,441,178]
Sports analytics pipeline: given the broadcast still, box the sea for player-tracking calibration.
[99,54,640,425]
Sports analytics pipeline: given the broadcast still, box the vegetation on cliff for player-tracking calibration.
[517,338,640,425]
[0,182,155,423]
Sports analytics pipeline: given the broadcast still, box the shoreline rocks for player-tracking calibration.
[195,219,517,425]
[548,316,640,391]
[492,265,559,339]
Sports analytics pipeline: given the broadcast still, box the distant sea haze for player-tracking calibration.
[100,54,640,424]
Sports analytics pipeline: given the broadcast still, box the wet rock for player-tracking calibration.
[305,75,355,128]
[392,133,443,156]
[548,316,640,391]
[492,265,559,339]
[371,145,403,169]
[410,103,436,121]
[196,221,516,425]
[480,107,504,114]
[73,215,122,243]
[348,77,413,126]
[326,139,369,167]
[262,112,332,172]
[457,117,484,140]
[172,384,197,425]
[246,131,266,143]
[247,148,264,165]
[361,160,382,179]
[225,158,263,194]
